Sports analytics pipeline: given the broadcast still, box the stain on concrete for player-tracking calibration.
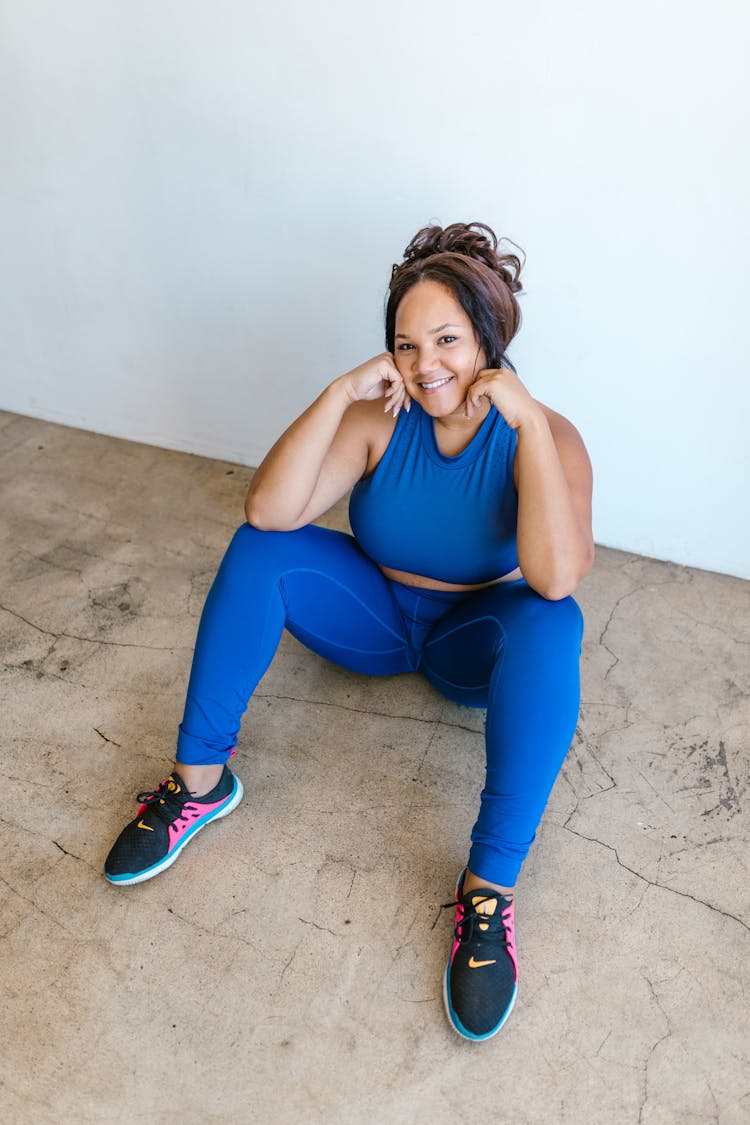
[87,578,146,630]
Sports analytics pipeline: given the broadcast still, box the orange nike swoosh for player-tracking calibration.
[468,956,497,969]
[137,820,154,831]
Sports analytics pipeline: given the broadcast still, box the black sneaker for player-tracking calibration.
[443,869,518,1041]
[104,767,243,886]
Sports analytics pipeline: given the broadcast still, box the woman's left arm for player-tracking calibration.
[466,368,594,601]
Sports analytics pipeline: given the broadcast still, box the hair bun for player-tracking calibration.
[400,221,523,294]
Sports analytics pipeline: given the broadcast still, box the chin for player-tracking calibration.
[412,383,458,409]
[418,395,465,418]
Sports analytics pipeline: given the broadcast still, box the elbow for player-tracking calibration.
[244,492,277,531]
[531,545,595,602]
[244,504,282,532]
[244,495,301,533]
[535,579,577,602]
[244,509,272,532]
[244,494,267,530]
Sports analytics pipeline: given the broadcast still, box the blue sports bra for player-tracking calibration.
[349,401,519,584]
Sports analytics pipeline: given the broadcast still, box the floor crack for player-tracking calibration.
[638,971,673,1124]
[559,824,750,935]
[0,603,187,651]
[297,916,339,937]
[0,874,75,936]
[94,727,122,748]
[278,940,301,988]
[51,840,97,871]
[255,691,482,735]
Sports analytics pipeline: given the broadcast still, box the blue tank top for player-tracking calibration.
[349,402,519,584]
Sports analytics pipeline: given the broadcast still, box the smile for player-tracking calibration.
[419,375,453,391]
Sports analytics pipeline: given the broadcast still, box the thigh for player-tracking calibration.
[420,579,583,708]
[276,525,416,676]
[178,524,414,765]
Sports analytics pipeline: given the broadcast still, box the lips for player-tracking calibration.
[419,375,454,393]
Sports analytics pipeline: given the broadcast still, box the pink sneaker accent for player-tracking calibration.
[500,899,518,977]
[450,896,466,966]
[167,797,232,848]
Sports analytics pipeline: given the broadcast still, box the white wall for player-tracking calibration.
[1,0,748,578]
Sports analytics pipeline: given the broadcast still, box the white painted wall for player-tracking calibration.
[1,1,748,577]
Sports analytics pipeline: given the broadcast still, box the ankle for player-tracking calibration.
[174,762,224,798]
[463,868,514,899]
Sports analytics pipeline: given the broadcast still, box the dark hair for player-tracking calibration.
[385,222,524,369]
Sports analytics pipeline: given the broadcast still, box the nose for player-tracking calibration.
[414,345,440,376]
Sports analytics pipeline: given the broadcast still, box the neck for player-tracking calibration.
[431,400,491,457]
[433,398,491,434]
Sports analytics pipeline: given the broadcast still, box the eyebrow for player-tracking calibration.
[395,322,461,339]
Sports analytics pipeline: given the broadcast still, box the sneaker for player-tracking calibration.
[104,766,244,886]
[442,869,518,1041]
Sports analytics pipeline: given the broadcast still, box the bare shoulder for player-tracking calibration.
[344,398,399,476]
[537,402,588,452]
[536,401,591,476]
[535,401,593,519]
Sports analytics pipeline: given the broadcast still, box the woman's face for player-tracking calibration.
[393,280,487,420]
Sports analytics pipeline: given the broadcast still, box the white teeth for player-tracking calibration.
[421,376,452,389]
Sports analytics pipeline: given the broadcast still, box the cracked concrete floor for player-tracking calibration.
[1,407,749,1125]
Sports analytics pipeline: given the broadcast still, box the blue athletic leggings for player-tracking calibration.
[177,523,583,887]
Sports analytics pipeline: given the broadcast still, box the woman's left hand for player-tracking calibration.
[464,367,541,430]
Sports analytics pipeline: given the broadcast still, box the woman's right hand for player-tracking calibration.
[341,353,411,416]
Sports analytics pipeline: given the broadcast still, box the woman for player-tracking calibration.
[104,222,594,1042]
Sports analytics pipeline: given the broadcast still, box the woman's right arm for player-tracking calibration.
[244,353,408,531]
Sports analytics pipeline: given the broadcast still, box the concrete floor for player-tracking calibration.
[0,408,748,1125]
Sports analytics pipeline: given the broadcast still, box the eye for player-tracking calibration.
[397,343,415,351]
[439,335,457,344]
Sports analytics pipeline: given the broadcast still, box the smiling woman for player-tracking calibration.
[103,221,593,1045]
[387,222,523,374]
[394,283,488,416]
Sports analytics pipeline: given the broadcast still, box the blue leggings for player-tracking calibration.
[177,523,583,886]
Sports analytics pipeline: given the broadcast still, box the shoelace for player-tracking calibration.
[440,895,513,947]
[136,781,194,827]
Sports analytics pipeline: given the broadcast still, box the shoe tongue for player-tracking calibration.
[460,885,512,914]
[468,892,499,916]
[164,771,187,797]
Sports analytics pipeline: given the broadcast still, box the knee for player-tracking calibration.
[218,521,285,580]
[540,592,583,650]
[230,520,298,549]
[225,520,266,559]
[232,520,265,546]
[512,586,583,647]
[223,520,322,572]
[545,591,583,632]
